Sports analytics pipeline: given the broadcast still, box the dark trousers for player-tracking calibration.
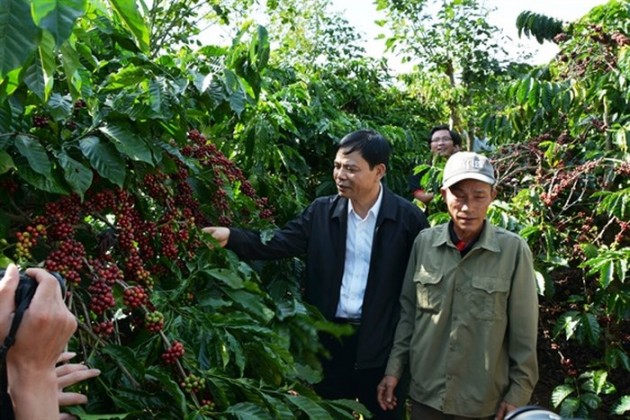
[410,400,492,420]
[315,326,407,419]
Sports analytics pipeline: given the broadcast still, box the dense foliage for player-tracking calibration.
[0,0,627,418]
[486,3,630,416]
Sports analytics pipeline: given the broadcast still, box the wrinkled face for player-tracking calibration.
[430,129,460,157]
[333,148,384,202]
[441,179,496,241]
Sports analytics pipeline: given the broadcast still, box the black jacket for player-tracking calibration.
[227,186,428,368]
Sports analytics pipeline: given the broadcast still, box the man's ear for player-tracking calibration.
[491,187,497,200]
[440,187,447,200]
[376,163,386,179]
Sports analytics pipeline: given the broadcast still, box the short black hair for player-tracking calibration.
[428,125,462,147]
[338,129,390,169]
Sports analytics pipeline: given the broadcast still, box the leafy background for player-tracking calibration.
[0,0,627,418]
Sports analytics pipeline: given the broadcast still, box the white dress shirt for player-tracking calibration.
[335,185,383,319]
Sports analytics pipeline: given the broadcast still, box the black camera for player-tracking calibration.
[0,269,66,308]
[0,269,67,420]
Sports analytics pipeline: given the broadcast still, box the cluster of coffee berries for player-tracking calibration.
[180,374,205,393]
[200,398,216,411]
[44,195,82,241]
[142,173,169,202]
[181,129,275,223]
[162,340,185,364]
[123,286,148,309]
[539,160,599,207]
[0,178,19,195]
[144,311,165,332]
[14,224,46,261]
[611,31,630,46]
[560,356,578,377]
[73,99,87,110]
[45,239,86,285]
[32,114,49,128]
[553,33,569,44]
[92,258,124,285]
[88,280,116,314]
[93,320,115,337]
[615,220,628,245]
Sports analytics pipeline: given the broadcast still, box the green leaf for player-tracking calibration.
[63,406,131,419]
[260,395,296,419]
[612,395,630,415]
[598,259,614,289]
[0,150,15,174]
[0,100,12,132]
[60,41,83,97]
[225,401,274,419]
[16,163,68,194]
[581,313,601,345]
[534,270,545,295]
[32,0,86,47]
[206,267,244,289]
[551,384,575,408]
[99,124,153,165]
[223,289,274,322]
[14,135,51,175]
[527,81,540,109]
[608,348,630,371]
[614,128,628,153]
[558,396,580,417]
[323,399,370,418]
[149,80,161,112]
[553,310,580,340]
[580,392,601,410]
[224,331,246,374]
[286,395,332,419]
[250,25,270,70]
[101,344,145,381]
[541,82,552,110]
[58,150,92,198]
[24,31,56,102]
[224,69,246,116]
[109,0,150,53]
[103,64,146,90]
[79,136,126,187]
[593,370,609,394]
[145,366,186,416]
[580,243,598,259]
[48,93,73,121]
[0,0,39,78]
[519,225,541,240]
[516,77,532,104]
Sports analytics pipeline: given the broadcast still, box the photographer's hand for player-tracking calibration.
[1,265,77,420]
[56,351,100,406]
[0,265,19,341]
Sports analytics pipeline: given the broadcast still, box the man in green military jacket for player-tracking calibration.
[378,152,539,420]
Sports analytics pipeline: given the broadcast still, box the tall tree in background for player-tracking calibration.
[376,0,512,148]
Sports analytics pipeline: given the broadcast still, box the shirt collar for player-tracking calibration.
[433,220,500,253]
[348,183,383,220]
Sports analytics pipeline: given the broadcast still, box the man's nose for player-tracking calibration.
[335,168,348,178]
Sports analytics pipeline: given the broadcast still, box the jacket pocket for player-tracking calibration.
[413,269,443,313]
[470,276,509,321]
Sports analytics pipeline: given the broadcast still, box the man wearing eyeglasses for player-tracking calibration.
[409,125,462,207]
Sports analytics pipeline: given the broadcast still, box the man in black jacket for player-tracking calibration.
[204,129,428,419]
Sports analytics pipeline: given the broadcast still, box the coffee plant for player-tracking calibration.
[479,2,630,417]
[2,0,627,418]
[0,1,379,417]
